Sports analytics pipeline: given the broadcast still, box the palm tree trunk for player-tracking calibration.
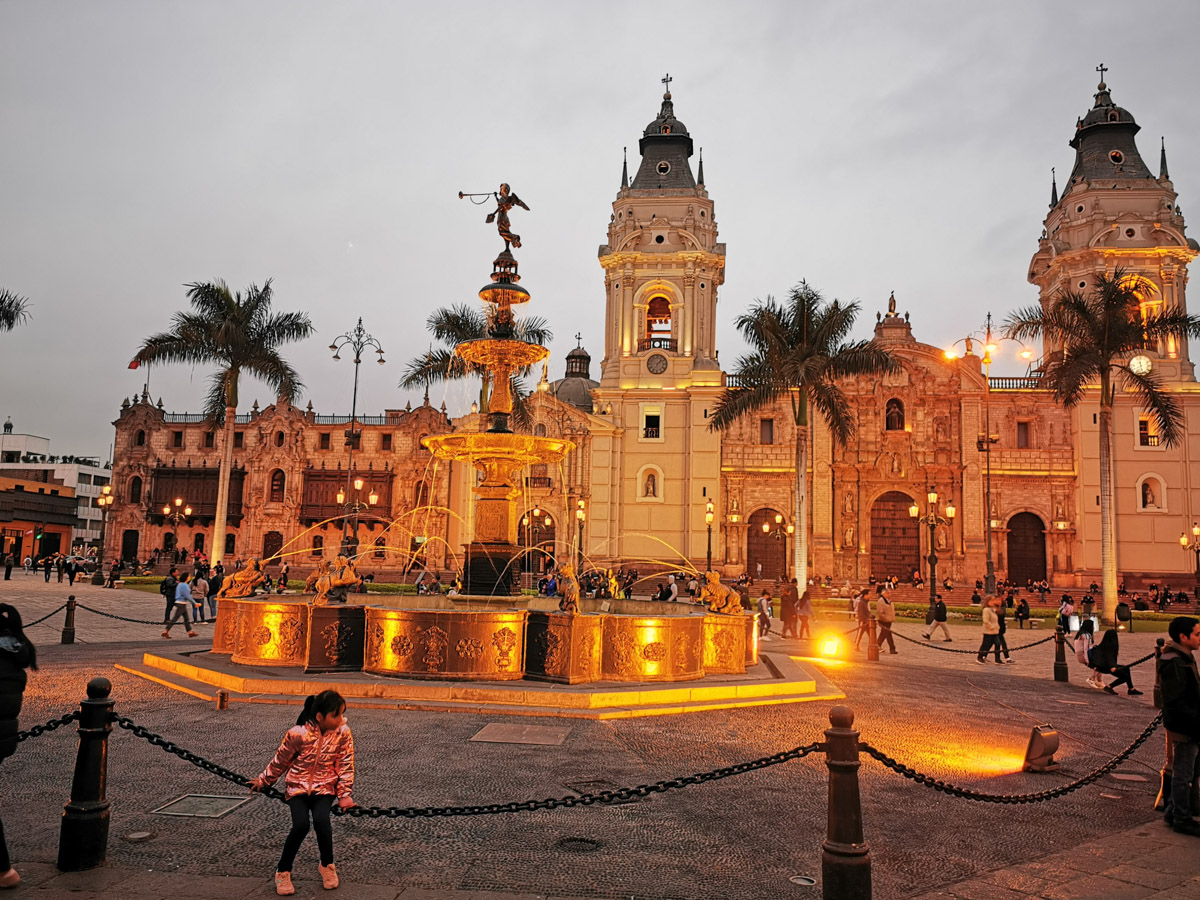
[211,404,237,566]
[1098,399,1117,624]
[794,425,808,589]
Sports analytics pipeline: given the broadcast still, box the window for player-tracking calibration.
[414,480,429,507]
[374,536,386,558]
[1016,421,1031,449]
[642,295,674,350]
[193,533,205,552]
[204,432,215,448]
[534,423,547,437]
[885,399,905,431]
[134,429,146,446]
[381,433,392,451]
[319,433,331,450]
[269,470,285,503]
[172,431,183,448]
[128,476,142,504]
[643,413,661,439]
[1138,418,1160,447]
[275,431,285,447]
[760,418,775,445]
[224,534,236,556]
[311,535,324,557]
[233,431,244,449]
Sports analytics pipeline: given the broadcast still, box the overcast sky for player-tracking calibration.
[2,1,1198,458]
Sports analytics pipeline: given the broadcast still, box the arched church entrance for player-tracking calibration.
[1006,512,1046,584]
[870,491,919,581]
[746,508,787,581]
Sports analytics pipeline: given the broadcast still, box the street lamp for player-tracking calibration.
[92,485,114,585]
[909,487,956,604]
[576,499,586,569]
[1179,523,1200,596]
[336,476,378,559]
[330,317,385,556]
[761,513,794,579]
[162,497,192,561]
[944,312,1033,595]
[705,498,715,572]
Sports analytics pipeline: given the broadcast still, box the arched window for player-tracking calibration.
[135,430,145,446]
[311,535,324,557]
[275,431,285,447]
[128,476,143,504]
[224,534,236,556]
[644,295,673,350]
[534,423,547,437]
[885,399,905,431]
[374,536,386,558]
[414,480,429,507]
[269,470,285,503]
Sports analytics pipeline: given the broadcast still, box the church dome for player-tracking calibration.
[550,344,598,413]
[1065,75,1154,187]
[643,92,690,139]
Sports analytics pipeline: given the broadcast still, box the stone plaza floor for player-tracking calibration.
[3,576,1198,899]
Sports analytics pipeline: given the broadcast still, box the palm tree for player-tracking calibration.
[131,280,314,566]
[710,282,896,587]
[0,289,30,331]
[1006,269,1200,622]
[400,303,552,430]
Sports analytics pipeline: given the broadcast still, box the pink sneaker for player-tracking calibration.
[0,867,20,888]
[274,872,295,896]
[319,863,339,890]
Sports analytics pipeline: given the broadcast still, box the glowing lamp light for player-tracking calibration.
[786,524,795,534]
[762,523,770,534]
[521,516,530,527]
[1023,724,1061,773]
[368,491,379,506]
[1181,533,1189,548]
[819,636,841,658]
[775,513,783,525]
[1129,355,1153,376]
[184,507,192,516]
[985,343,998,354]
[354,477,364,491]
[544,515,552,527]
[1020,349,1034,360]
[162,505,170,516]
[533,505,541,518]
[174,497,183,508]
[470,401,479,414]
[336,490,346,505]
[946,503,956,519]
[927,489,938,505]
[909,503,919,518]
[1192,522,1198,538]
[944,348,958,360]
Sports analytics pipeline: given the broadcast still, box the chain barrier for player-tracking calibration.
[110,712,821,818]
[860,712,1162,804]
[16,710,78,743]
[76,604,166,626]
[23,604,68,627]
[1125,650,1156,668]
[895,630,1061,655]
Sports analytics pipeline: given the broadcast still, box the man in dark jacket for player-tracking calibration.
[923,595,951,642]
[1159,616,1200,835]
[0,603,37,886]
[160,567,179,625]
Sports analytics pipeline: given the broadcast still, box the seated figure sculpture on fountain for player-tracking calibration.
[701,570,743,615]
[216,557,266,599]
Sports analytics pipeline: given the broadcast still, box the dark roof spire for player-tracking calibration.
[1160,136,1170,180]
[621,147,628,188]
[697,147,704,185]
[1049,167,1058,208]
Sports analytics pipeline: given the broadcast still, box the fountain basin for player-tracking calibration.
[600,614,705,682]
[363,607,528,680]
[525,612,603,684]
[231,600,310,667]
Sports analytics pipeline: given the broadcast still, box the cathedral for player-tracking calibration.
[104,75,1199,590]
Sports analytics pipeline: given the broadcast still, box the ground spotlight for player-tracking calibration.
[819,636,841,658]
[1023,724,1060,773]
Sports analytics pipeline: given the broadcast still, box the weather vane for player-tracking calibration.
[458,183,530,250]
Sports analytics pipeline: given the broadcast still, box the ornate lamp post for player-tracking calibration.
[336,477,378,559]
[945,313,1033,595]
[761,513,794,579]
[521,506,552,574]
[161,497,191,561]
[705,498,715,572]
[909,487,956,604]
[330,317,385,555]
[576,499,586,570]
[91,486,114,585]
[1179,523,1200,596]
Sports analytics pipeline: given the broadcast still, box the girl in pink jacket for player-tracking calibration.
[250,690,355,896]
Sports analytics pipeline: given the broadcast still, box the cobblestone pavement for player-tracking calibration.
[2,578,1196,899]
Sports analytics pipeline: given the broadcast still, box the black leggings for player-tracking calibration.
[278,794,335,872]
[1105,665,1134,691]
[0,814,9,872]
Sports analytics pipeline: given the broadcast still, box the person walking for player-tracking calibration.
[853,589,871,650]
[977,596,1002,664]
[923,594,952,642]
[796,586,813,640]
[41,556,51,583]
[192,573,209,624]
[1090,630,1142,696]
[162,572,198,638]
[55,555,64,583]
[0,604,37,888]
[779,579,799,639]
[875,584,897,654]
[159,567,179,624]
[757,589,773,641]
[1058,594,1075,634]
[2,554,11,581]
[249,691,356,895]
[995,596,1014,663]
[1158,616,1200,835]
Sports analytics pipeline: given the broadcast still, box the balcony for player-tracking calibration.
[643,427,661,439]
[526,476,552,489]
[638,337,677,352]
[988,377,1044,390]
[1139,434,1161,447]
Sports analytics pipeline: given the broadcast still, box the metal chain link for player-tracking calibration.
[1125,650,1156,668]
[110,713,821,818]
[16,710,78,742]
[23,604,68,627]
[860,712,1162,804]
[895,630,1058,655]
[76,604,168,626]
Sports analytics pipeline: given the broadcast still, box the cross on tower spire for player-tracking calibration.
[1096,62,1108,85]
[575,332,583,347]
[661,73,672,93]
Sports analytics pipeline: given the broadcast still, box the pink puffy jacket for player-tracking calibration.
[258,722,355,800]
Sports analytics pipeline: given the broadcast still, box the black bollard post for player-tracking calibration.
[57,677,114,871]
[60,595,77,645]
[1053,626,1069,683]
[822,705,871,900]
[866,616,879,662]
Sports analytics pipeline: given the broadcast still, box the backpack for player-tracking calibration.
[159,577,176,597]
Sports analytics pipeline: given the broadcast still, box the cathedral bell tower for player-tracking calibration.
[1029,69,1199,382]
[589,80,726,567]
